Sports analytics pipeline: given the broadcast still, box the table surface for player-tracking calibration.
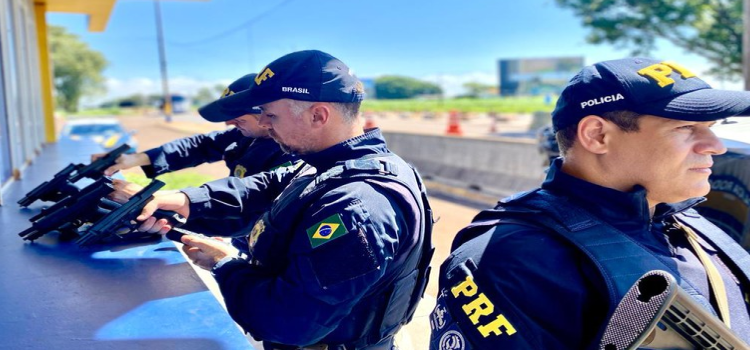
[0,139,254,350]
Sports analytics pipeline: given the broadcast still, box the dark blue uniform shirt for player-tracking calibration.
[180,129,426,348]
[141,128,297,240]
[142,128,295,178]
[434,160,750,349]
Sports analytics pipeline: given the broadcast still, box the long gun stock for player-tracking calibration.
[76,180,186,246]
[18,178,115,242]
[599,270,750,350]
[17,144,130,207]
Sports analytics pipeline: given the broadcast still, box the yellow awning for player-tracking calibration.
[43,0,117,32]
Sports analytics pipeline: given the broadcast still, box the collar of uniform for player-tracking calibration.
[300,128,389,171]
[541,158,703,227]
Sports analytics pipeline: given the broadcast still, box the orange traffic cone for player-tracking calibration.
[446,110,463,136]
[364,112,377,130]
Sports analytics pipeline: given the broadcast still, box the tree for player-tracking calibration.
[555,0,742,79]
[115,93,147,108]
[48,25,108,112]
[192,84,225,107]
[374,75,443,99]
[462,82,497,98]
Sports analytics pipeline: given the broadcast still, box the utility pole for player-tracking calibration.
[154,0,172,122]
[744,0,750,90]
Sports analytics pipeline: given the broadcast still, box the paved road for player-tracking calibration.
[117,113,508,349]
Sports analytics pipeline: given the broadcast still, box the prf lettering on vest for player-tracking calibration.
[450,275,517,338]
[637,61,697,87]
[255,68,275,85]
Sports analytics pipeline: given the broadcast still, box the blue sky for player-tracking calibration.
[47,0,741,103]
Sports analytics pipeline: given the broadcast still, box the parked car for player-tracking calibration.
[60,118,138,152]
[536,118,750,249]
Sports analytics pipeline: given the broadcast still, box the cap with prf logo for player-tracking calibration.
[198,73,262,122]
[200,50,364,122]
[551,58,750,132]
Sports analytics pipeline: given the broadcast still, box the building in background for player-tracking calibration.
[0,0,117,204]
[498,56,584,96]
[360,77,376,99]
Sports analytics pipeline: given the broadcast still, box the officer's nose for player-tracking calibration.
[697,126,727,156]
[257,114,272,129]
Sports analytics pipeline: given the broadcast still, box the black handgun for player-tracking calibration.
[69,143,131,183]
[17,163,82,207]
[598,270,749,350]
[17,144,130,207]
[18,177,115,242]
[76,180,186,246]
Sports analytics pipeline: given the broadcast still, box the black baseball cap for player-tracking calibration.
[552,57,750,132]
[198,73,262,122]
[203,50,364,118]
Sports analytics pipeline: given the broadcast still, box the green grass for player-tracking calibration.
[59,108,123,118]
[361,96,556,113]
[124,172,216,190]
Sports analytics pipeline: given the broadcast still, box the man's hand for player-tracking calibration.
[108,179,145,203]
[136,191,191,234]
[91,152,151,176]
[181,235,239,271]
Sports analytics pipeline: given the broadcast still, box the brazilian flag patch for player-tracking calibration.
[306,214,349,248]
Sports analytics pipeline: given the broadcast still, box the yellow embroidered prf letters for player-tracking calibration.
[463,293,495,324]
[451,275,479,298]
[637,61,697,87]
[255,68,275,85]
[478,314,517,337]
[450,275,517,338]
[221,87,235,98]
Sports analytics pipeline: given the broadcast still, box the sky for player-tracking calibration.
[47,0,743,105]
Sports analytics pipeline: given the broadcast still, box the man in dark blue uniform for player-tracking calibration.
[430,58,750,349]
[97,74,297,248]
[96,73,295,180]
[122,50,433,350]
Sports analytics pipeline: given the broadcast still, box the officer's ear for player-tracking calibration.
[576,115,612,155]
[309,103,331,129]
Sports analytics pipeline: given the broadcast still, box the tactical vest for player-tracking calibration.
[249,154,435,349]
[433,188,750,350]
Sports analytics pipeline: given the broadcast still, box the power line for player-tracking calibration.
[169,0,296,47]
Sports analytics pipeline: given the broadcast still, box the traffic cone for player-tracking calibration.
[446,110,462,136]
[364,112,376,130]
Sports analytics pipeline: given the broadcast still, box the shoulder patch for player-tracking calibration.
[247,218,266,249]
[233,165,247,178]
[439,328,467,350]
[306,213,349,248]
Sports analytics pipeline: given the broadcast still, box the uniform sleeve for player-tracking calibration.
[212,182,406,346]
[181,164,302,220]
[434,225,608,350]
[141,128,244,177]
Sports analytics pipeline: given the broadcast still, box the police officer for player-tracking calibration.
[94,74,296,181]
[98,74,298,250]
[430,58,750,349]
[123,50,434,350]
